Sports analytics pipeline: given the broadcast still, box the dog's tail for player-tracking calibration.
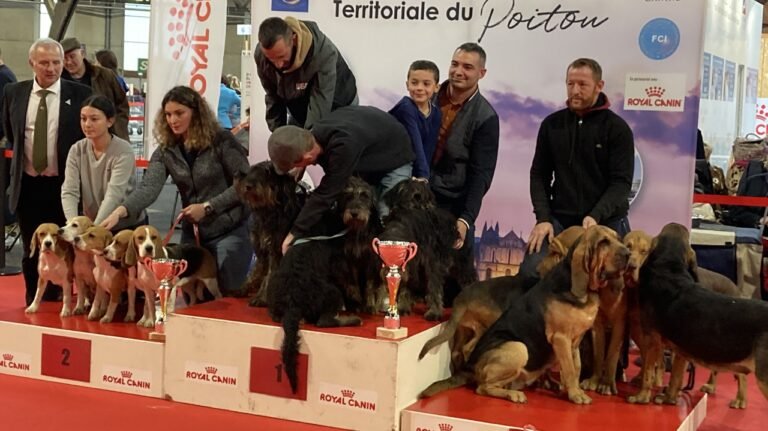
[281,306,302,394]
[419,373,470,398]
[418,305,465,360]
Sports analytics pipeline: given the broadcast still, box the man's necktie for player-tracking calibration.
[33,89,51,174]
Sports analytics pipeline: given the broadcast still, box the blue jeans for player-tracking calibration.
[518,216,631,279]
[182,222,252,294]
[376,162,413,218]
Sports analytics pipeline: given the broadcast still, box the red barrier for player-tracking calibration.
[4,149,149,169]
[692,193,768,208]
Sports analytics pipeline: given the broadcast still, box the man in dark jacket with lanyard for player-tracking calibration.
[268,105,414,255]
[255,17,357,132]
[431,43,500,291]
[521,58,634,277]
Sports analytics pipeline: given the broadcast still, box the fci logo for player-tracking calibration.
[272,0,309,12]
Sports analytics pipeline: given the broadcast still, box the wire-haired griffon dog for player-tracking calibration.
[420,225,629,405]
[377,179,461,320]
[27,223,75,317]
[419,226,586,373]
[269,177,378,394]
[235,161,306,306]
[628,222,768,407]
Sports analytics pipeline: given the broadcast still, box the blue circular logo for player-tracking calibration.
[638,18,680,60]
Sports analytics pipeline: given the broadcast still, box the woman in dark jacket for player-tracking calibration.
[103,86,251,294]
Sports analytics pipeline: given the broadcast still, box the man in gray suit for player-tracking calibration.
[2,38,92,305]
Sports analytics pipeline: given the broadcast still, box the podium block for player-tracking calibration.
[163,298,450,431]
[0,302,165,398]
[401,386,707,431]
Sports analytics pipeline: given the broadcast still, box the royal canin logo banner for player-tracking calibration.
[623,72,686,112]
[0,351,32,373]
[184,361,238,387]
[317,382,378,413]
[145,0,226,155]
[410,416,482,431]
[101,365,153,392]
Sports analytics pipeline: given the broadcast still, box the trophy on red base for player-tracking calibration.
[146,257,187,341]
[371,239,418,339]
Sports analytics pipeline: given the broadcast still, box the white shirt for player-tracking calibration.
[24,78,61,176]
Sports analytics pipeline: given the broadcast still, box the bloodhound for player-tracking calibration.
[418,226,586,373]
[420,225,629,404]
[628,222,768,407]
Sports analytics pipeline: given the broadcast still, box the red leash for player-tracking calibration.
[163,212,200,246]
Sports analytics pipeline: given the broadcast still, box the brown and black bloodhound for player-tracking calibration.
[628,223,762,408]
[420,225,629,404]
[418,226,586,372]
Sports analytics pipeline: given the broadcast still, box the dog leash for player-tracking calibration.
[291,228,349,246]
[163,212,200,246]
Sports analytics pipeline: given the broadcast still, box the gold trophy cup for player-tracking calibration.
[371,239,418,339]
[146,257,187,341]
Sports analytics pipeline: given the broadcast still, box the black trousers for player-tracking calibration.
[17,174,65,305]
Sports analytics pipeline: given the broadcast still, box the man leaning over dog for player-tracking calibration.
[519,57,634,279]
[268,105,414,255]
[430,42,500,297]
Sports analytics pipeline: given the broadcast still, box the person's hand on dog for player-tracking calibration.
[101,205,127,230]
[527,222,554,254]
[454,220,468,249]
[413,177,429,183]
[282,232,295,255]
[582,216,597,229]
[181,203,206,223]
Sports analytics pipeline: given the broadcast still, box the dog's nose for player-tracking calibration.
[145,244,154,254]
[349,210,360,219]
[43,240,53,248]
[74,236,81,243]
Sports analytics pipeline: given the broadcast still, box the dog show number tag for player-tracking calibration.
[249,347,308,400]
[41,334,92,382]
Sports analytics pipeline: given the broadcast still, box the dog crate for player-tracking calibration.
[691,221,763,299]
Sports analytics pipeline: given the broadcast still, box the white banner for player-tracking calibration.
[146,0,227,156]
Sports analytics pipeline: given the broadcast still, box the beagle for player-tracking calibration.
[27,223,74,317]
[125,225,222,328]
[105,229,138,322]
[74,226,127,323]
[59,216,96,315]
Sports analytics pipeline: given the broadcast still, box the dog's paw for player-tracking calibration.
[729,397,747,409]
[627,390,652,404]
[424,309,442,321]
[699,383,716,394]
[507,390,527,403]
[580,376,600,392]
[248,296,266,307]
[60,307,72,318]
[653,392,678,405]
[86,311,100,321]
[25,304,39,314]
[567,389,593,405]
[72,306,86,316]
[597,381,618,396]
[138,318,155,328]
[124,312,136,323]
[99,314,113,324]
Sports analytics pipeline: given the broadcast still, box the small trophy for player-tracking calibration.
[146,257,187,341]
[371,239,418,339]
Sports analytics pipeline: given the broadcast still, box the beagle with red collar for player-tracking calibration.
[105,229,139,322]
[125,225,221,327]
[59,216,96,315]
[27,223,75,317]
[74,226,129,323]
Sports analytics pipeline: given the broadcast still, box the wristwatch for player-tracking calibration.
[203,202,214,216]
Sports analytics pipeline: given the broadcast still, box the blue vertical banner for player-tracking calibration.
[725,60,736,102]
[712,55,725,101]
[702,52,711,99]
[250,0,706,278]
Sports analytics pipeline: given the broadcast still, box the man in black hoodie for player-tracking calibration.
[521,58,634,278]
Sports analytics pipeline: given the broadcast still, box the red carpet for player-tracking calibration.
[0,274,765,430]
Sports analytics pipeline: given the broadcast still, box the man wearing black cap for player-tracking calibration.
[60,37,129,139]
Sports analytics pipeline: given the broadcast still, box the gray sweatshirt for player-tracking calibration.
[61,135,144,229]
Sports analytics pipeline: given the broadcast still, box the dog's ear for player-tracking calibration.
[570,237,590,301]
[536,237,567,276]
[125,237,138,266]
[29,227,40,258]
[685,244,700,282]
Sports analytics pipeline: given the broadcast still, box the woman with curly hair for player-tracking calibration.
[102,85,251,294]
